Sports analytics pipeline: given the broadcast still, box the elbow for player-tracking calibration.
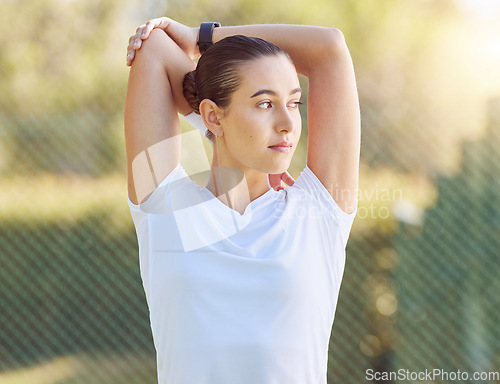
[133,29,170,62]
[302,28,348,77]
[324,28,348,54]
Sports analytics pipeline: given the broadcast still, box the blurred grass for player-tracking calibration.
[0,352,156,384]
[0,174,128,226]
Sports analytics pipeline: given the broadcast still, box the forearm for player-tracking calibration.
[211,24,345,76]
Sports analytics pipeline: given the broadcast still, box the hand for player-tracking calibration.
[268,172,295,191]
[126,17,199,66]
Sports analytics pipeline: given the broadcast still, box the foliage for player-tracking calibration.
[0,0,128,176]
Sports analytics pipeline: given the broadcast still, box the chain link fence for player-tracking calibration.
[1,1,499,383]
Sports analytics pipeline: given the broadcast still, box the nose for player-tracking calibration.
[274,107,294,133]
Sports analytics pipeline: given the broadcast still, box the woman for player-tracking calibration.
[125,16,360,384]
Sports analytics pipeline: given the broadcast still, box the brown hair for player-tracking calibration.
[182,35,292,142]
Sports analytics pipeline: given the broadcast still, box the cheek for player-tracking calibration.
[237,115,264,142]
[225,106,269,146]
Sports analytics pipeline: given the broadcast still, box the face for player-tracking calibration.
[217,54,302,175]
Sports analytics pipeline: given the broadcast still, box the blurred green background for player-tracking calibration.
[1,0,499,383]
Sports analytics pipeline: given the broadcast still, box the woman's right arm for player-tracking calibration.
[124,29,195,205]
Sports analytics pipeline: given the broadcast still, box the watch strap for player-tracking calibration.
[197,22,221,55]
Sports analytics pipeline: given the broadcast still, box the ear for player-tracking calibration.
[199,99,224,138]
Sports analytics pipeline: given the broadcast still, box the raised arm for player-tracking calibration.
[124,29,195,205]
[213,26,360,214]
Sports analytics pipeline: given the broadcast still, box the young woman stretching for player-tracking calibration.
[124,16,360,384]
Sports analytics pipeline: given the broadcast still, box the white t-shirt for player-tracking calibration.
[128,123,357,384]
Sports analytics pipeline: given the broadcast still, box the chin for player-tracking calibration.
[248,152,293,175]
[266,161,291,175]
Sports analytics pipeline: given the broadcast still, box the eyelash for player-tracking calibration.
[258,101,303,109]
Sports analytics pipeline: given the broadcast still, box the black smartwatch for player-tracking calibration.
[197,22,221,55]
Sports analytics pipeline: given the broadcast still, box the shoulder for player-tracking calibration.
[128,162,195,214]
[288,165,358,219]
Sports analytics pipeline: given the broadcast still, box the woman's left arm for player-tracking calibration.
[304,30,360,215]
[214,26,360,214]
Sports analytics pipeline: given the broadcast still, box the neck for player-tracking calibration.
[205,147,270,215]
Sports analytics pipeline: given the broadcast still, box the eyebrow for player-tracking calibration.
[250,88,302,98]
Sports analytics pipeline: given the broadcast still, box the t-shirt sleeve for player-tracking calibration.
[128,162,189,214]
[293,165,357,248]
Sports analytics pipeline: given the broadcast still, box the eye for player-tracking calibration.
[257,101,272,109]
[288,101,303,109]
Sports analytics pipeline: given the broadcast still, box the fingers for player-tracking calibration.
[125,24,152,66]
[126,27,143,66]
[268,174,281,191]
[126,49,135,66]
[143,18,164,38]
[269,171,295,191]
[282,171,296,186]
[268,172,295,191]
[126,17,171,66]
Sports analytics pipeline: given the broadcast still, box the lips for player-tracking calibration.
[268,141,292,149]
[268,141,293,153]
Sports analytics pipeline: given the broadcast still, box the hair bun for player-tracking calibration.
[182,70,200,114]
